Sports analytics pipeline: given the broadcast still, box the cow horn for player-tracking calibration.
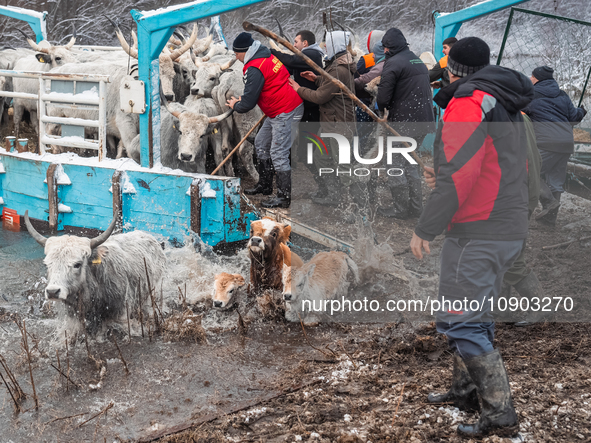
[169,23,197,61]
[159,82,183,118]
[199,45,217,62]
[220,57,236,71]
[19,29,49,54]
[189,48,197,66]
[24,211,47,247]
[109,17,138,59]
[64,35,76,49]
[192,34,213,57]
[89,218,117,249]
[208,108,234,123]
[131,30,138,50]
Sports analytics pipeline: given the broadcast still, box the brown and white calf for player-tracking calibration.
[248,217,303,296]
[212,273,246,309]
[282,251,359,324]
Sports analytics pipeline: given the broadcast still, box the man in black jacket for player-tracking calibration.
[411,37,533,439]
[523,66,586,226]
[271,30,324,168]
[376,28,434,219]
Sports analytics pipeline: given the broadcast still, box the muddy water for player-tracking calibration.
[0,225,350,442]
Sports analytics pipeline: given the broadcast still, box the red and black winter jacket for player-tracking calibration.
[415,65,534,242]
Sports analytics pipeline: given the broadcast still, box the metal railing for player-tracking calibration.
[0,70,110,161]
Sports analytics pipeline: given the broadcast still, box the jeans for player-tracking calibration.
[255,103,304,172]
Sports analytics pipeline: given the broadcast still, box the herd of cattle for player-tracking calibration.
[0,23,263,180]
[24,212,359,333]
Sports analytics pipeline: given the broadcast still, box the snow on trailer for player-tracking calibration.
[0,0,268,246]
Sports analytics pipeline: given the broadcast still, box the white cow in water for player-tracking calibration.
[24,211,166,335]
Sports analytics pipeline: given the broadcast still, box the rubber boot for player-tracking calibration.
[377,185,409,219]
[536,181,560,220]
[244,158,274,196]
[262,170,290,208]
[428,353,481,412]
[457,350,519,439]
[514,272,548,327]
[537,191,561,226]
[307,162,328,199]
[312,174,341,207]
[407,177,423,218]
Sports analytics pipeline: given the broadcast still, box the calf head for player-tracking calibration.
[248,217,292,259]
[24,211,116,306]
[284,263,316,302]
[212,273,246,309]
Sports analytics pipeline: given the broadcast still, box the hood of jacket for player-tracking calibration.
[244,41,271,64]
[454,65,534,114]
[534,78,561,99]
[372,41,385,63]
[326,51,356,74]
[382,28,408,57]
[325,31,349,60]
[303,42,325,59]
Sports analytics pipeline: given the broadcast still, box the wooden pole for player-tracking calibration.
[242,21,430,172]
[211,115,267,176]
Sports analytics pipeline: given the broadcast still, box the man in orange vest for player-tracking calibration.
[227,32,304,208]
[356,30,385,75]
[429,37,457,89]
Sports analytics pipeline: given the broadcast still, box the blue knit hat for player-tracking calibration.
[233,32,254,53]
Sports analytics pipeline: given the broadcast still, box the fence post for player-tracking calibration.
[46,164,58,233]
[496,7,515,65]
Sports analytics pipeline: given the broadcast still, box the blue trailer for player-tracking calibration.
[0,0,266,247]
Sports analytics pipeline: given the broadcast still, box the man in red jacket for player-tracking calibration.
[410,37,534,438]
[227,32,304,208]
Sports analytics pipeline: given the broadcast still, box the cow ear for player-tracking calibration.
[36,53,52,64]
[233,274,246,286]
[88,246,108,265]
[282,225,292,241]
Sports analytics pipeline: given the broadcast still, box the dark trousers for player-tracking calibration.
[539,149,571,194]
[436,237,524,359]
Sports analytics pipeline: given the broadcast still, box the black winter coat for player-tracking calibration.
[376,28,434,123]
[523,79,585,153]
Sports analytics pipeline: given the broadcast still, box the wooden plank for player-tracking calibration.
[46,163,58,233]
[112,170,123,231]
[190,180,201,235]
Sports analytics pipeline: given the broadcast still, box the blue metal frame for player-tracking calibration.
[130,0,267,168]
[432,0,529,61]
[0,5,47,43]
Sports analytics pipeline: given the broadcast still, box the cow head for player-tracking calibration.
[248,217,292,259]
[24,211,116,305]
[160,87,233,163]
[22,32,78,68]
[212,273,246,309]
[112,20,197,101]
[190,58,236,98]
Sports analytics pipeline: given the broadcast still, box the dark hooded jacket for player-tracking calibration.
[415,65,534,242]
[376,28,434,123]
[522,78,585,153]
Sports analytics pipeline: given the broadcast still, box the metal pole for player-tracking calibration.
[496,7,516,65]
[578,65,591,108]
[38,77,46,154]
[98,80,107,161]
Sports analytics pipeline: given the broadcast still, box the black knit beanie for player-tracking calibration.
[233,32,254,53]
[447,37,490,78]
[532,66,554,81]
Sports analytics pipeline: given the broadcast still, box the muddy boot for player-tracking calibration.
[312,175,341,207]
[536,181,560,220]
[514,272,548,327]
[262,170,290,208]
[244,158,274,195]
[537,191,561,227]
[428,353,480,412]
[457,350,519,439]
[377,185,409,219]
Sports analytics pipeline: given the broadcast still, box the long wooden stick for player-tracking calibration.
[542,235,591,251]
[242,21,429,172]
[211,114,267,176]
